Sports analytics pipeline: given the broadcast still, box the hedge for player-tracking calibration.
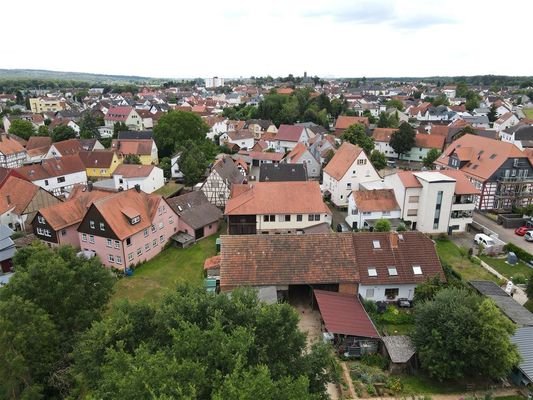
[503,242,533,263]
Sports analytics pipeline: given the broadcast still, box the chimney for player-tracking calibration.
[87,181,93,192]
[134,184,141,192]
[6,195,11,205]
[390,232,399,249]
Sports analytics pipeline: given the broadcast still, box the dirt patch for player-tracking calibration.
[295,304,322,349]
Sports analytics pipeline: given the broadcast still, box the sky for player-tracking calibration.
[3,0,532,79]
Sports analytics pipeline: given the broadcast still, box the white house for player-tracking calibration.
[104,106,143,131]
[345,189,401,230]
[170,152,184,180]
[494,112,519,132]
[219,130,255,150]
[285,142,321,179]
[322,142,380,207]
[499,125,533,150]
[0,134,27,168]
[111,164,164,194]
[267,125,314,153]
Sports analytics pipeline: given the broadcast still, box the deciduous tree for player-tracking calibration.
[341,124,374,156]
[422,148,441,168]
[8,119,35,140]
[370,150,387,170]
[51,124,76,142]
[389,122,415,160]
[374,219,391,232]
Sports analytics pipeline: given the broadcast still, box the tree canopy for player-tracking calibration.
[340,123,374,156]
[422,148,441,168]
[412,288,519,381]
[73,285,336,399]
[51,124,77,142]
[8,119,35,140]
[370,150,387,170]
[389,122,415,159]
[374,218,391,232]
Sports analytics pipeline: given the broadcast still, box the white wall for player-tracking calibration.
[359,283,417,301]
[113,167,164,194]
[256,212,331,232]
[415,179,455,234]
[32,170,88,197]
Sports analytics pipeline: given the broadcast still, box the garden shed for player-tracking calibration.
[314,289,380,357]
[381,335,417,374]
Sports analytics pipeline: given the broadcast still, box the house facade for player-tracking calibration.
[285,142,321,179]
[0,134,27,168]
[345,189,401,230]
[201,156,246,207]
[170,152,184,180]
[323,142,380,207]
[111,165,165,194]
[29,97,64,113]
[104,106,143,131]
[110,138,158,165]
[78,150,123,179]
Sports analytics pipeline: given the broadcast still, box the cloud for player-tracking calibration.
[392,14,457,29]
[303,0,397,23]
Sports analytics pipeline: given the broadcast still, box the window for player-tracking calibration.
[99,222,105,231]
[44,179,49,186]
[145,243,150,251]
[160,235,164,243]
[407,209,418,216]
[90,220,95,229]
[108,255,115,263]
[357,159,367,165]
[131,216,140,225]
[388,267,398,276]
[346,182,351,189]
[106,239,112,247]
[372,240,381,249]
[296,214,302,222]
[151,225,156,233]
[382,211,390,216]
[365,288,374,298]
[137,247,142,256]
[126,237,132,246]
[368,267,377,277]
[57,176,66,183]
[128,253,134,261]
[116,256,122,265]
[263,215,275,222]
[159,222,164,230]
[284,215,291,222]
[81,233,87,242]
[412,265,423,275]
[408,196,419,203]
[153,239,158,247]
[144,228,149,237]
[433,190,443,229]
[36,227,52,237]
[351,208,358,215]
[89,235,95,244]
[385,288,399,299]
[158,206,162,215]
[38,216,45,224]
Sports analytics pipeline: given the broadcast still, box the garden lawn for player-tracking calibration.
[110,234,217,306]
[523,108,533,119]
[479,255,533,281]
[435,239,501,283]
[154,182,184,198]
[401,374,465,395]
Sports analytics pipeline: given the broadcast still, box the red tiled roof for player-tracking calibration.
[438,169,480,195]
[372,128,396,142]
[78,150,118,169]
[0,134,26,156]
[52,139,83,156]
[105,106,134,122]
[414,133,445,150]
[396,171,422,188]
[314,290,380,338]
[323,142,363,181]
[335,116,369,130]
[287,142,308,162]
[26,136,52,151]
[276,124,305,142]
[111,139,153,156]
[113,164,155,178]
[0,177,40,215]
[238,150,285,162]
[16,154,86,181]
[354,189,400,212]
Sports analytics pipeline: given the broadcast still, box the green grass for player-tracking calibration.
[525,299,533,312]
[154,182,184,198]
[401,374,465,395]
[494,396,527,400]
[435,239,501,283]
[523,108,533,119]
[109,234,218,306]
[479,255,533,281]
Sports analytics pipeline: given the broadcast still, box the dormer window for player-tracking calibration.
[131,216,140,225]
[412,265,423,275]
[368,268,377,277]
[388,267,398,276]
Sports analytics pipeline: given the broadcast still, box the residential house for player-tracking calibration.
[400,134,446,162]
[166,191,222,240]
[218,231,445,303]
[244,119,277,139]
[0,176,60,231]
[32,184,114,248]
[259,163,307,182]
[29,97,64,113]
[285,142,321,179]
[309,133,337,165]
[225,181,331,235]
[111,138,158,165]
[219,130,255,150]
[16,154,88,197]
[493,112,520,132]
[0,167,27,189]
[77,187,179,269]
[415,105,457,122]
[45,138,84,159]
[201,156,246,207]
[382,170,479,233]
[345,189,401,230]
[170,152,184,180]
[0,225,15,273]
[435,134,533,210]
[0,134,27,168]
[499,125,533,150]
[322,142,380,207]
[334,116,369,137]
[460,115,490,129]
[78,150,122,179]
[372,128,397,158]
[268,124,314,153]
[104,106,143,131]
[110,164,164,193]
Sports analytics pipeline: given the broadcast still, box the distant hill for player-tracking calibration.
[0,69,169,84]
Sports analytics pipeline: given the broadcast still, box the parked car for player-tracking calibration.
[336,223,350,232]
[525,231,533,242]
[474,233,495,247]
[397,298,412,308]
[515,226,530,236]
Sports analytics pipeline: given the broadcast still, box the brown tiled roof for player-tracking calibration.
[287,142,308,162]
[105,106,133,122]
[220,233,359,287]
[78,150,118,169]
[323,142,363,181]
[16,154,86,181]
[0,134,26,156]
[354,189,400,212]
[0,177,40,214]
[113,164,155,178]
[276,87,294,95]
[38,185,113,230]
[372,128,396,142]
[227,130,255,141]
[225,181,330,215]
[111,139,153,156]
[52,139,83,156]
[26,136,52,150]
[353,232,445,285]
[436,134,527,181]
[438,170,480,195]
[238,150,284,162]
[396,171,422,188]
[276,125,305,142]
[166,191,222,229]
[414,133,445,150]
[335,116,369,129]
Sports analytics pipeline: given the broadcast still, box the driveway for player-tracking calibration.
[473,212,533,253]
[327,202,348,231]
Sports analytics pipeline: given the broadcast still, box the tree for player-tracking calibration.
[123,154,141,165]
[159,156,171,178]
[341,123,374,155]
[73,286,335,399]
[8,119,35,140]
[389,122,415,160]
[78,112,101,139]
[385,99,404,111]
[374,219,391,232]
[36,125,50,136]
[487,104,498,123]
[179,141,208,186]
[153,110,210,158]
[113,121,127,135]
[430,94,449,107]
[51,124,76,142]
[370,150,387,170]
[422,148,441,168]
[412,288,519,381]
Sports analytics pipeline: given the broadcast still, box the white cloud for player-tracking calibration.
[1,0,532,78]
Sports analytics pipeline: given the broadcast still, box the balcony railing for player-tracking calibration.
[497,175,533,183]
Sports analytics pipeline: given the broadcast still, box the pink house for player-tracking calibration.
[77,187,179,270]
[32,184,114,247]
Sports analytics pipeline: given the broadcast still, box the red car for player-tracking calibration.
[515,226,530,236]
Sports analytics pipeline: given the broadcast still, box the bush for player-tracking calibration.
[385,377,403,393]
[366,384,377,396]
[503,243,533,263]
[511,273,527,285]
[361,354,388,370]
[362,299,378,315]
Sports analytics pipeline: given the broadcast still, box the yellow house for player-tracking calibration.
[78,151,123,180]
[29,97,65,113]
[110,139,159,165]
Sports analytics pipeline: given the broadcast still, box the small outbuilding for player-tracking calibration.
[381,335,417,374]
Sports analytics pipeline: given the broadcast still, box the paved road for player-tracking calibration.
[473,212,533,253]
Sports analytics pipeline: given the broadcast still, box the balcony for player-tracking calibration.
[497,175,533,183]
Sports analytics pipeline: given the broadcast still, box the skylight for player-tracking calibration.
[490,154,496,159]
[388,267,398,276]
[412,265,423,275]
[372,240,381,249]
[472,164,478,170]
[368,268,377,277]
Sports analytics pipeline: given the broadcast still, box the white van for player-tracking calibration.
[525,231,533,242]
[474,233,495,247]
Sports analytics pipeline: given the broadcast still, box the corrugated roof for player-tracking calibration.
[314,289,380,338]
[511,326,533,382]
